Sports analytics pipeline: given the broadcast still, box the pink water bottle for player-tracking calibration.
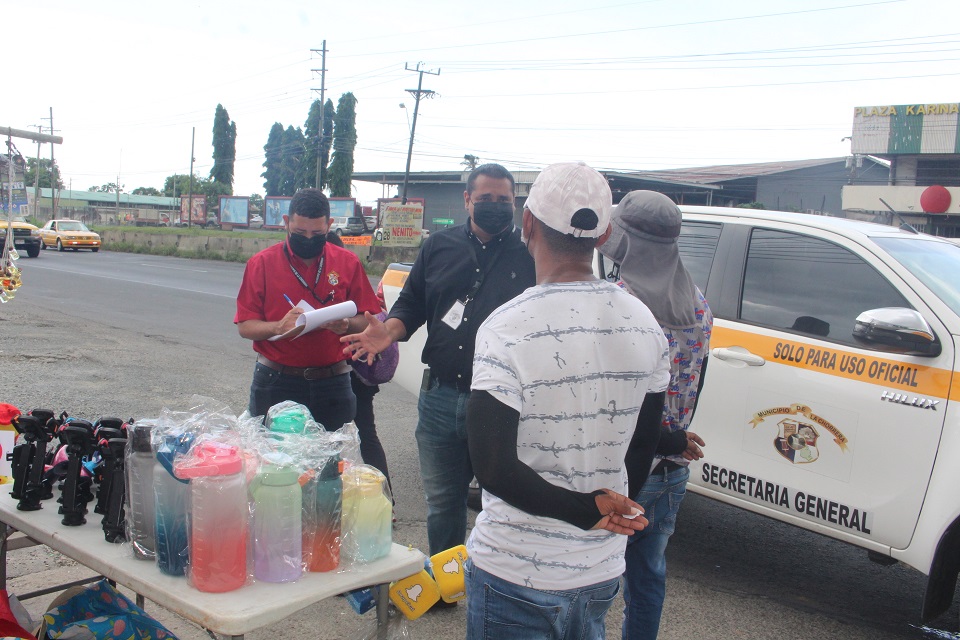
[175,442,248,593]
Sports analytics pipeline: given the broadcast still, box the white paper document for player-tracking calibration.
[268,299,357,341]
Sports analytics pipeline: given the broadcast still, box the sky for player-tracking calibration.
[6,0,960,205]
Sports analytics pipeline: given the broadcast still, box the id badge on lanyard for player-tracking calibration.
[441,299,466,330]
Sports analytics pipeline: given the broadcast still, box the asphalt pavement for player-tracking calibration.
[0,250,957,639]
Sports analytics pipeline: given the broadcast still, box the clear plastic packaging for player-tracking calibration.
[250,451,302,582]
[175,439,248,593]
[125,420,157,560]
[341,464,393,564]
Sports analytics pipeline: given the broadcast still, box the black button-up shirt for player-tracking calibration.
[388,223,536,388]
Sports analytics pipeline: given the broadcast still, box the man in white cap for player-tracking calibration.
[599,190,712,640]
[464,162,671,639]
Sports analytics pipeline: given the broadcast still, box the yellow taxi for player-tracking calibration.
[39,219,101,252]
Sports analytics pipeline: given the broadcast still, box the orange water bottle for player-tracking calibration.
[301,454,341,572]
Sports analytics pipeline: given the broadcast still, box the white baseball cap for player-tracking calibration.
[524,161,612,238]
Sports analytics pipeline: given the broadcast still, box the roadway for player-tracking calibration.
[1,249,956,639]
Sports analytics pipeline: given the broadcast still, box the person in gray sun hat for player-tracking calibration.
[600,190,713,640]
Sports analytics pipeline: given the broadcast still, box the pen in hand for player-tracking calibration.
[283,294,296,309]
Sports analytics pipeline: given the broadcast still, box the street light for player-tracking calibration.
[399,103,411,135]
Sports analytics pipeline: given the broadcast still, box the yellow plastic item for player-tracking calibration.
[389,569,440,620]
[430,545,468,603]
[0,420,16,484]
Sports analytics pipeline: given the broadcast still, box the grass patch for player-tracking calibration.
[102,241,250,263]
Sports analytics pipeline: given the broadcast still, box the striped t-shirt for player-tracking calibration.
[468,280,670,590]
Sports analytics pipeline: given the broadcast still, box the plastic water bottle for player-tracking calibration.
[175,442,248,593]
[154,434,192,576]
[302,454,341,572]
[126,422,156,560]
[251,452,302,583]
[341,465,392,563]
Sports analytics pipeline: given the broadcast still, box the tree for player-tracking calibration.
[261,123,284,196]
[24,158,63,190]
[132,186,162,196]
[88,183,121,193]
[248,193,264,214]
[278,125,304,196]
[210,104,237,191]
[300,100,324,189]
[462,155,479,170]
[327,93,358,198]
[162,173,230,208]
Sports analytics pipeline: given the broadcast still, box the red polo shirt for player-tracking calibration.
[235,241,380,367]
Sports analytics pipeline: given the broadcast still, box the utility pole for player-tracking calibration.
[34,126,42,219]
[401,62,439,204]
[310,42,328,190]
[188,127,195,229]
[48,108,58,218]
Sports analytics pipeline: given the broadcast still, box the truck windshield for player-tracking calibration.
[875,237,960,317]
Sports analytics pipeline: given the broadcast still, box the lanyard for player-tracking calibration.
[463,233,505,305]
[283,244,334,306]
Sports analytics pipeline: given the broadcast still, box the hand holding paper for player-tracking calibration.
[269,300,358,341]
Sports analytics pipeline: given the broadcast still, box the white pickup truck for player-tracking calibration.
[380,207,960,625]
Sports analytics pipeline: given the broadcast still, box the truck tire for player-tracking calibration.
[27,244,40,258]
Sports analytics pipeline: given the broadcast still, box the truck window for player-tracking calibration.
[678,221,722,292]
[739,228,909,344]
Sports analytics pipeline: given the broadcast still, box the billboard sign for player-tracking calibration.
[852,103,960,155]
[0,154,28,215]
[220,196,249,225]
[264,196,291,229]
[329,197,356,220]
[381,201,425,247]
[180,195,206,224]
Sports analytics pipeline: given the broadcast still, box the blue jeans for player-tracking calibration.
[622,465,689,640]
[465,559,621,640]
[248,362,356,432]
[416,377,473,555]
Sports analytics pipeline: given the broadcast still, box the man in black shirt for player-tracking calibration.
[342,164,536,566]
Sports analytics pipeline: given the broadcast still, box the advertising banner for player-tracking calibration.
[180,195,206,224]
[220,196,249,225]
[329,197,356,220]
[0,154,28,214]
[381,201,425,247]
[264,196,291,228]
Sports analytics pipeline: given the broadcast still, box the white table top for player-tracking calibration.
[0,491,423,636]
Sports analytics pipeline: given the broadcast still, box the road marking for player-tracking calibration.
[141,263,210,272]
[21,262,236,298]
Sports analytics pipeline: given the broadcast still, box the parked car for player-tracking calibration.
[383,206,960,625]
[329,216,366,236]
[0,215,41,258]
[39,219,101,252]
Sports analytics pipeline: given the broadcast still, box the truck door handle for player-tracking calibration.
[711,347,766,366]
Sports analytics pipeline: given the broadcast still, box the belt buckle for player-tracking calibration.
[303,366,326,380]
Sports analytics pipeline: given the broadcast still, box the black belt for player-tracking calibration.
[257,355,351,380]
[433,375,471,393]
[652,459,684,475]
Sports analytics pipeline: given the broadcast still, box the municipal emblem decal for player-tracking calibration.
[327,272,340,286]
[750,404,849,464]
[775,419,819,464]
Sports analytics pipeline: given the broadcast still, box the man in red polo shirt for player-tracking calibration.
[235,188,380,431]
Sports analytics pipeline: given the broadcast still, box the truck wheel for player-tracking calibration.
[27,245,40,258]
[92,248,99,253]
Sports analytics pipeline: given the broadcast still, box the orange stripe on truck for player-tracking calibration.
[712,326,956,400]
[380,268,409,288]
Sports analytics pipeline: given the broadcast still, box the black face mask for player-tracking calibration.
[472,201,515,235]
[288,232,326,259]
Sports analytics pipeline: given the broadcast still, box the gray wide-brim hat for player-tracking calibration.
[600,190,698,327]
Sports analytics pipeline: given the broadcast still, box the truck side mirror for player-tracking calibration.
[853,307,941,357]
